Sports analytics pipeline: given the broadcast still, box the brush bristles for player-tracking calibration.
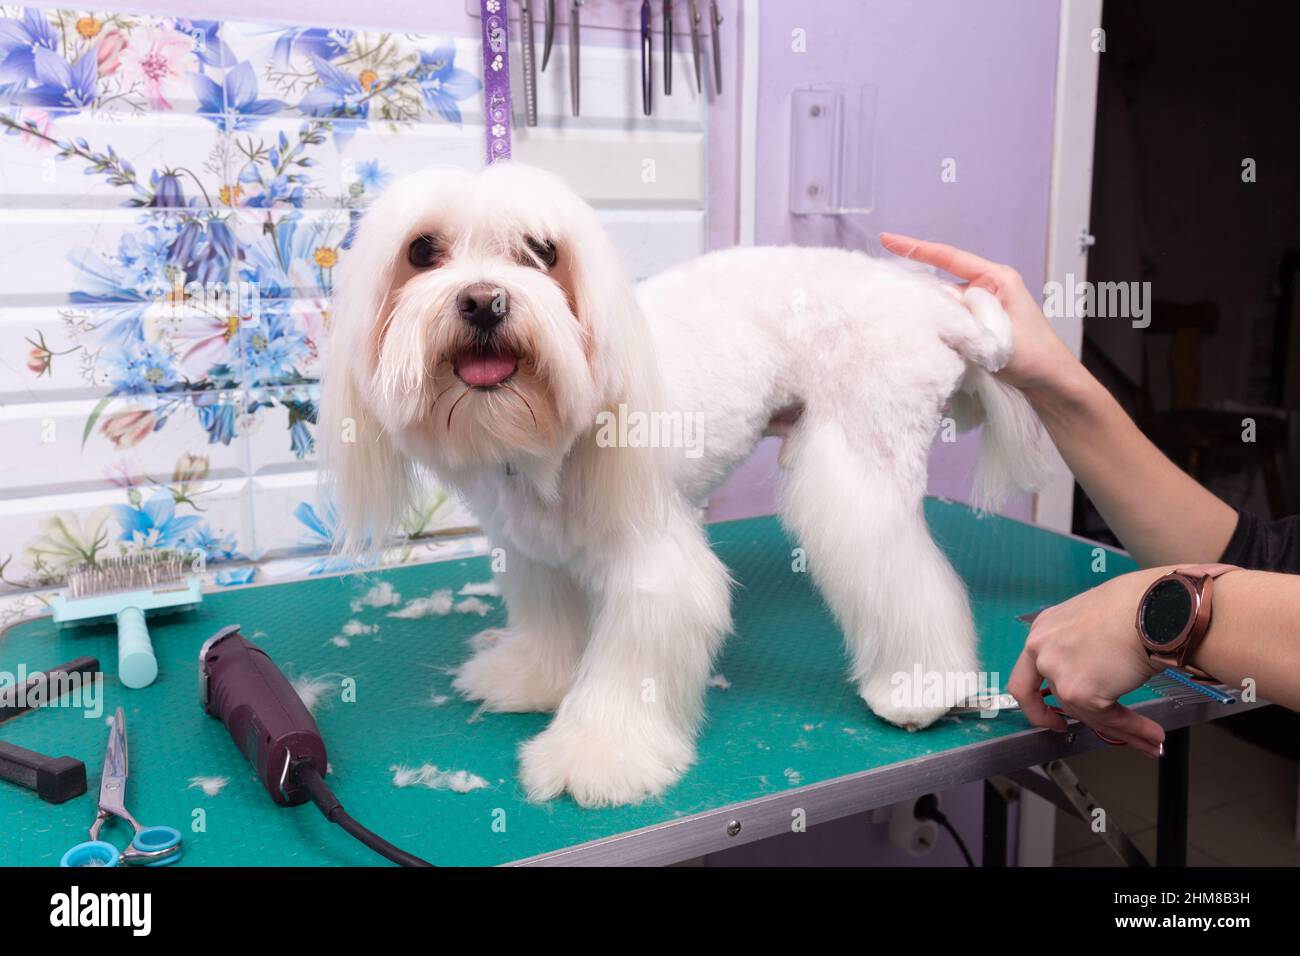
[65,550,188,599]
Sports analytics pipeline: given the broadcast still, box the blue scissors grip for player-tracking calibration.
[61,840,121,868]
[132,826,183,866]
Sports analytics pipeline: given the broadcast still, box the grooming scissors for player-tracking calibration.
[709,0,722,94]
[61,707,182,867]
[541,0,556,69]
[640,0,653,115]
[688,0,704,94]
[952,685,1125,746]
[663,0,673,95]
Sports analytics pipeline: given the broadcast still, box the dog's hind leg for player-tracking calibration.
[778,418,978,730]
[452,547,587,713]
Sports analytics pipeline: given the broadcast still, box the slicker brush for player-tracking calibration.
[52,551,202,689]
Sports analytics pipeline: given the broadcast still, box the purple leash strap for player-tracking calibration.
[480,0,512,164]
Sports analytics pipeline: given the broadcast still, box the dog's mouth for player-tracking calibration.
[453,346,519,389]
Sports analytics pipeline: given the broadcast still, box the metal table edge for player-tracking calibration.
[507,696,1266,867]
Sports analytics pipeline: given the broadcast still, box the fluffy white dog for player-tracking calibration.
[321,162,1050,807]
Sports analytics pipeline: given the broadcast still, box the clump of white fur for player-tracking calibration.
[350,581,400,613]
[187,775,229,796]
[390,763,489,793]
[387,589,454,619]
[292,676,335,714]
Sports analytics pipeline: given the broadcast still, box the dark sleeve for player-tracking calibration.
[1219,509,1300,574]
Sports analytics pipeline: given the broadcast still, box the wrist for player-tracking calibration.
[1022,360,1102,421]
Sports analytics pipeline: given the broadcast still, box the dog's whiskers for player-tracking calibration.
[446,386,470,431]
[431,381,460,410]
[500,381,538,429]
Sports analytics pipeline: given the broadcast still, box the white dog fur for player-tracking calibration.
[320,162,1051,807]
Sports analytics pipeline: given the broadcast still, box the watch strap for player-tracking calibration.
[1172,563,1239,579]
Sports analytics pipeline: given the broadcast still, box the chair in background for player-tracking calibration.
[1084,300,1288,518]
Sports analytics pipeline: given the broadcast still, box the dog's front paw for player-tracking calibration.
[858,676,951,732]
[518,717,693,807]
[452,629,572,713]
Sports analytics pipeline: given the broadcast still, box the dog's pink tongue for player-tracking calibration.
[458,350,517,387]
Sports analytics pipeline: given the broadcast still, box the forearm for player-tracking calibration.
[1191,571,1300,711]
[1026,366,1238,568]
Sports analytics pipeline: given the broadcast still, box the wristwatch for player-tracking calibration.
[1136,563,1240,677]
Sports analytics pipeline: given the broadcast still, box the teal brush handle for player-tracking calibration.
[116,606,158,689]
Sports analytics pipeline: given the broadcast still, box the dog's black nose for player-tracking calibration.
[457,283,508,331]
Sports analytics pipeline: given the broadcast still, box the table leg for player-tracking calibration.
[1156,727,1190,867]
[982,779,1009,867]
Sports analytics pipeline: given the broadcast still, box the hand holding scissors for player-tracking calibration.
[61,706,182,867]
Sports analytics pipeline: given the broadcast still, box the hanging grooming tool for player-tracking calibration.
[569,0,583,116]
[541,0,556,69]
[198,625,433,867]
[0,656,99,724]
[688,0,704,94]
[518,0,539,126]
[61,707,182,866]
[53,551,202,690]
[709,0,723,94]
[663,0,673,95]
[640,0,653,115]
[0,741,86,805]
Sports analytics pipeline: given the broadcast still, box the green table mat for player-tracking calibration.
[0,500,1140,866]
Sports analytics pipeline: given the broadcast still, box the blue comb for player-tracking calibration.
[52,551,202,689]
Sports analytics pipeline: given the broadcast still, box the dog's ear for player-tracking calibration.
[559,203,661,412]
[319,349,414,555]
[318,189,418,556]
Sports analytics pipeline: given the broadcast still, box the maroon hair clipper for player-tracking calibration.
[198,624,431,865]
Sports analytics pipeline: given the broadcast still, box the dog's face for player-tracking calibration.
[322,162,647,548]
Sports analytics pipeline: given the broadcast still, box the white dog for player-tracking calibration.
[321,162,1050,807]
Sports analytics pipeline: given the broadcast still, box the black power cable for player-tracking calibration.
[294,762,434,867]
[915,793,974,867]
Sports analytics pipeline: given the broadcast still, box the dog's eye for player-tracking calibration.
[524,237,557,270]
[407,234,443,269]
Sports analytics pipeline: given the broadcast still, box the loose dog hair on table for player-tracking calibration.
[320,162,1051,807]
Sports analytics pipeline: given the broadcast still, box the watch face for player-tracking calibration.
[1141,578,1194,645]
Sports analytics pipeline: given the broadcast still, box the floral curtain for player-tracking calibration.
[0,8,485,598]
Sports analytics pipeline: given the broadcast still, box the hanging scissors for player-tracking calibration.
[640,0,653,115]
[709,0,722,95]
[541,0,556,70]
[60,707,182,867]
[688,0,704,94]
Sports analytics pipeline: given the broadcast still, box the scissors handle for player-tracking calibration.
[126,825,183,866]
[61,840,121,867]
[60,826,182,867]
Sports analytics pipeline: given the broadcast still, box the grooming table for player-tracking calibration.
[0,501,1251,866]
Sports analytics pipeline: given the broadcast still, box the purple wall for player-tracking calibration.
[708,0,1059,523]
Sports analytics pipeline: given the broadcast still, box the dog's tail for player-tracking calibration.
[946,287,1054,511]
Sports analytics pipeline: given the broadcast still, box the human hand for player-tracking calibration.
[879,233,1084,400]
[1008,568,1172,757]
